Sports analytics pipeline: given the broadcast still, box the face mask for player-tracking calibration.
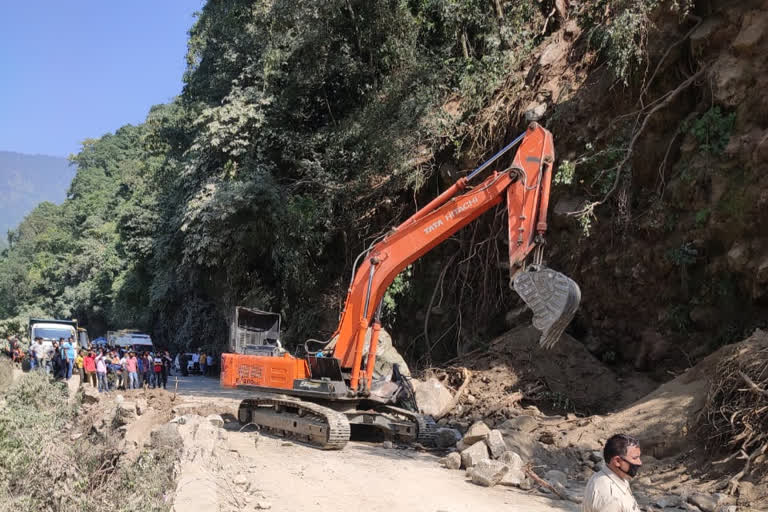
[621,457,640,477]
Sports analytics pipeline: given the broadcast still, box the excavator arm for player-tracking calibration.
[328,123,580,393]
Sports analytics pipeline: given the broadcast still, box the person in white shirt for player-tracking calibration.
[583,434,642,512]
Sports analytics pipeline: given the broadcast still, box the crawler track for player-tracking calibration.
[238,397,351,450]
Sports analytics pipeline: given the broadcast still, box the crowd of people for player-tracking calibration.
[5,335,185,393]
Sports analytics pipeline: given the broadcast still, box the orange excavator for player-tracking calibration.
[221,122,580,449]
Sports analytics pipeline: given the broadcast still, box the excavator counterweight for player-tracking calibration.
[221,123,580,449]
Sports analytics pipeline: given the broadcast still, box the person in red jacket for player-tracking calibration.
[83,350,97,387]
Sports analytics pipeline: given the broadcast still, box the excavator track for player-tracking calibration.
[380,405,438,446]
[238,397,351,450]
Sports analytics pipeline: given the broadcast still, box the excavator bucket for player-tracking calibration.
[513,267,581,349]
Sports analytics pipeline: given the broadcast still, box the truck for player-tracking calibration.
[28,318,80,353]
[107,330,154,352]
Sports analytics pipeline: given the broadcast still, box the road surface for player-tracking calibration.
[172,374,578,512]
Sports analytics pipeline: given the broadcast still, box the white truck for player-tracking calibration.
[107,330,154,352]
[28,318,79,353]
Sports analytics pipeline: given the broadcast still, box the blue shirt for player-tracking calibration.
[62,342,76,360]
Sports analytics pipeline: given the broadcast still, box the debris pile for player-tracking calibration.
[701,329,768,493]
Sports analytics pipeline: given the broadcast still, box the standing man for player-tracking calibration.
[583,434,643,512]
[62,336,76,380]
[126,351,139,389]
[32,337,47,373]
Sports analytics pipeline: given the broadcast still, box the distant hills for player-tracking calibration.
[0,151,74,246]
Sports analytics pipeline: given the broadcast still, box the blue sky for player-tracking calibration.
[0,1,204,157]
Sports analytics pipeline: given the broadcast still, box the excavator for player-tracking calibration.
[220,122,580,449]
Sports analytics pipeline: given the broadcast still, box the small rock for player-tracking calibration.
[381,440,393,449]
[435,428,462,449]
[499,467,527,487]
[414,377,454,416]
[655,495,683,508]
[688,493,717,512]
[467,459,509,487]
[499,451,524,470]
[538,431,555,445]
[234,474,248,486]
[114,394,124,404]
[485,430,506,459]
[207,414,225,428]
[720,506,737,512]
[441,452,462,470]
[254,501,272,510]
[524,102,547,123]
[281,441,294,447]
[544,469,568,489]
[463,421,491,445]
[460,440,490,469]
[499,415,538,433]
[588,450,602,464]
[113,401,138,427]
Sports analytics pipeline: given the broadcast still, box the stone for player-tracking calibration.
[499,415,538,433]
[502,430,536,461]
[82,386,101,404]
[114,394,125,404]
[544,469,568,489]
[455,439,468,451]
[499,451,525,470]
[467,459,509,487]
[732,11,768,54]
[255,501,272,510]
[499,467,527,487]
[726,242,750,272]
[485,430,506,459]
[435,428,462,449]
[381,440,393,449]
[441,452,462,470]
[113,401,137,427]
[688,493,717,512]
[234,474,248,486]
[413,377,454,416]
[710,54,748,107]
[207,414,225,428]
[463,421,491,445]
[539,40,567,67]
[524,102,547,123]
[655,495,683,508]
[149,424,183,455]
[460,440,489,469]
[588,450,602,464]
[135,398,147,416]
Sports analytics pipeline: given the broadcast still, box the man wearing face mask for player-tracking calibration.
[583,434,642,512]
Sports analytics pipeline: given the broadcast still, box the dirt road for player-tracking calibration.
[173,375,577,512]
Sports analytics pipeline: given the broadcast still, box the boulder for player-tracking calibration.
[463,421,491,445]
[150,423,183,456]
[414,377,453,417]
[441,452,462,470]
[499,467,527,487]
[82,385,101,404]
[207,414,225,428]
[502,430,536,461]
[499,450,525,470]
[435,428,462,449]
[460,440,489,469]
[727,242,750,272]
[732,11,768,54]
[524,102,547,123]
[688,493,717,512]
[485,430,506,459]
[467,460,509,487]
[544,469,568,489]
[113,401,138,427]
[499,415,537,433]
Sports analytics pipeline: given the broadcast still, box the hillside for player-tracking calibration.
[0,151,73,245]
[0,0,766,381]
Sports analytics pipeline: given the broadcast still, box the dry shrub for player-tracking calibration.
[701,329,768,491]
[0,372,177,512]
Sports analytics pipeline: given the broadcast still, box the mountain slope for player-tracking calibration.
[0,151,74,243]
